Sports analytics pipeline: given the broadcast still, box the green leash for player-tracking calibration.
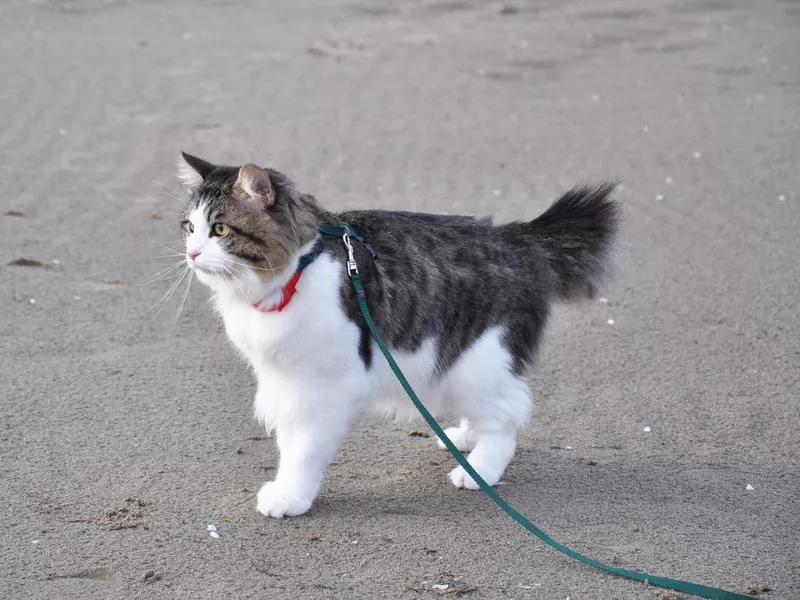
[324,224,752,600]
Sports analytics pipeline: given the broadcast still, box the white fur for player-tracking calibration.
[186,203,533,517]
[177,156,204,188]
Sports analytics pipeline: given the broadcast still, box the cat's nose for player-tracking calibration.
[187,250,201,261]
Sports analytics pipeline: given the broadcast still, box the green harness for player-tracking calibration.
[319,223,753,600]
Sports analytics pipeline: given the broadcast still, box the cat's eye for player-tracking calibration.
[213,223,230,237]
[182,220,194,234]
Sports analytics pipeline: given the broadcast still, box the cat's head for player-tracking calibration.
[178,152,317,295]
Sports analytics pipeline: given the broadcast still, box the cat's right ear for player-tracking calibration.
[177,152,215,189]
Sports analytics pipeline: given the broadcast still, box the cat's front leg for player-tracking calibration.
[256,389,358,518]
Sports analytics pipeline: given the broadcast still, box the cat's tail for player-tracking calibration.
[526,183,620,301]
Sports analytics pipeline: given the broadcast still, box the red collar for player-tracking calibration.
[250,238,324,313]
[251,270,304,313]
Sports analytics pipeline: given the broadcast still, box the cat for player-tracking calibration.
[177,152,619,518]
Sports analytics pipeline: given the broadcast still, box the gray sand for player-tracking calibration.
[1,0,798,598]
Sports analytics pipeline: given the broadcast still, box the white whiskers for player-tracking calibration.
[222,265,248,299]
[138,260,186,286]
[168,268,193,333]
[139,265,191,323]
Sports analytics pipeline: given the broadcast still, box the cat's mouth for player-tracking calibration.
[191,262,241,282]
[188,262,220,276]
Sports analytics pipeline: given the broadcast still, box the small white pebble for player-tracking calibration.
[777,195,786,202]
[29,298,36,305]
[58,128,67,136]
[643,426,651,432]
[493,189,501,196]
[607,319,615,325]
[693,151,703,159]
[432,584,449,590]
[665,177,673,184]
[656,194,665,201]
[642,125,650,133]
[209,531,220,538]
[746,484,755,491]
[73,295,81,300]
[207,524,217,532]
[51,259,60,265]
[351,539,358,545]
[598,296,608,303]
[31,540,40,544]
[565,445,573,450]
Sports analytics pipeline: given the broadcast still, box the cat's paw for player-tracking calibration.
[436,426,477,452]
[448,464,501,490]
[256,482,313,518]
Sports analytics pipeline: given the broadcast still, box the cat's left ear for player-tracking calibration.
[233,164,275,207]
[177,151,215,189]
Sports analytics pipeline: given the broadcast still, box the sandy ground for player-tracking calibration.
[1,0,799,598]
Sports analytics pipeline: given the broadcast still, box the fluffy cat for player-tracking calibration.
[177,152,619,518]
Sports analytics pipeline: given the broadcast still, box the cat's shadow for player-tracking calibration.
[307,451,740,525]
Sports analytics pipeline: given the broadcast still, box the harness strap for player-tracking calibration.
[318,223,753,600]
[318,223,378,259]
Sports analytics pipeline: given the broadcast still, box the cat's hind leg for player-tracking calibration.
[447,424,519,489]
[442,328,533,490]
[436,418,477,452]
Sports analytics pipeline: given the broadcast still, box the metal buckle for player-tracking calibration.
[343,232,358,276]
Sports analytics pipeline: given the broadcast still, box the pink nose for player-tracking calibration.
[187,251,200,261]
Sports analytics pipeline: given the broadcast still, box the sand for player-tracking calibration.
[1,0,798,598]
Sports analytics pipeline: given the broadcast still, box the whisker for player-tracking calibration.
[138,261,186,286]
[224,256,283,274]
[226,262,258,283]
[138,266,189,319]
[149,240,186,258]
[150,180,192,206]
[151,253,185,262]
[149,208,185,220]
[260,252,278,275]
[223,266,248,299]
[148,267,191,323]
[152,247,185,256]
[150,238,185,247]
[168,270,194,333]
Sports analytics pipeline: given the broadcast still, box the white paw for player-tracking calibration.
[256,482,313,518]
[436,426,477,452]
[448,464,501,490]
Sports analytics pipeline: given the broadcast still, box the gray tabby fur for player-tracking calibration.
[180,153,620,376]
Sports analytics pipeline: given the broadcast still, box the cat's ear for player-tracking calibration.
[233,164,275,207]
[177,151,215,188]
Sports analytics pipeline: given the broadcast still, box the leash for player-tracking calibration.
[320,223,753,600]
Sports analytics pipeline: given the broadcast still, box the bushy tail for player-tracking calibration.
[527,183,620,301]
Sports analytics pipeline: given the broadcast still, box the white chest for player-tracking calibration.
[214,257,363,379]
